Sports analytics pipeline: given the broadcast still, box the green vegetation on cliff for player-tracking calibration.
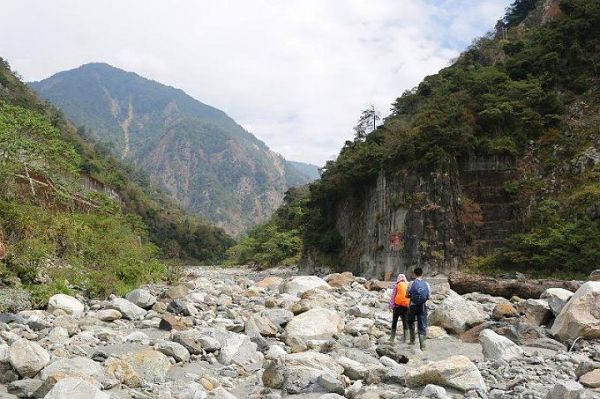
[226,187,307,268]
[0,58,233,302]
[298,0,600,276]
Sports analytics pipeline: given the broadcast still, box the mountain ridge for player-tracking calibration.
[30,63,314,234]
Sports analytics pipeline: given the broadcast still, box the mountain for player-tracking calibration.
[30,63,313,235]
[291,0,599,279]
[0,57,233,301]
[287,161,320,181]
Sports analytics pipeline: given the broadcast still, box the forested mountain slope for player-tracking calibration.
[296,0,600,279]
[30,64,313,234]
[0,58,233,303]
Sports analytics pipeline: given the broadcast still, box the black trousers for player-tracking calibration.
[391,305,408,334]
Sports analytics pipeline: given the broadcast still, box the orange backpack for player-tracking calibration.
[394,281,409,307]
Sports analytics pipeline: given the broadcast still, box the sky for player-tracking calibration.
[0,0,511,166]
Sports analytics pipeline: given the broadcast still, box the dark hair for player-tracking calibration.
[414,267,423,277]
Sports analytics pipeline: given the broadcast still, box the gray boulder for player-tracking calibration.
[263,351,344,394]
[541,288,574,316]
[96,309,122,322]
[9,338,50,377]
[429,291,487,333]
[107,298,147,320]
[125,289,156,309]
[285,308,344,345]
[40,357,110,387]
[104,349,172,387]
[155,340,190,362]
[517,298,553,326]
[280,276,331,297]
[551,282,600,341]
[44,377,109,399]
[405,355,487,392]
[545,380,587,399]
[479,329,524,361]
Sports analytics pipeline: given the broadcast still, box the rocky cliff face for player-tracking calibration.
[304,155,519,279]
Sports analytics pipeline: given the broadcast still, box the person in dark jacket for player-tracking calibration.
[406,267,431,350]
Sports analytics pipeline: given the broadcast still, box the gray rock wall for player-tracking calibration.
[302,155,519,279]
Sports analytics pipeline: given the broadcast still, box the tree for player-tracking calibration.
[353,105,381,141]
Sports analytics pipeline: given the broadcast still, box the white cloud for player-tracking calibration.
[0,0,510,166]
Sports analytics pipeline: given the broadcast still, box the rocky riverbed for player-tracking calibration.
[0,266,599,399]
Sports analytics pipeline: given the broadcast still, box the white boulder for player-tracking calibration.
[551,282,600,341]
[280,276,331,297]
[429,291,487,333]
[285,308,344,343]
[44,377,109,399]
[479,329,524,361]
[47,294,84,318]
[405,355,487,392]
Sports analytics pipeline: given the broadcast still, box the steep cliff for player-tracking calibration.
[301,0,600,279]
[30,63,313,235]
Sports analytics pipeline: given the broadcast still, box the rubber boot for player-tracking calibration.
[418,334,427,350]
[389,330,396,343]
[409,327,416,345]
[403,329,409,343]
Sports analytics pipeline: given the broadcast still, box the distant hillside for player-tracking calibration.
[30,64,312,234]
[287,160,320,182]
[0,57,233,301]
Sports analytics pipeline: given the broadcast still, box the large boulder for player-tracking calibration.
[405,355,487,392]
[107,298,147,320]
[125,289,156,309]
[40,357,109,387]
[245,314,279,337]
[255,276,283,289]
[326,272,355,287]
[96,309,122,322]
[280,276,331,297]
[260,309,294,327]
[105,349,171,387]
[545,380,587,399]
[551,282,600,341]
[9,338,50,377]
[579,369,600,388]
[479,329,524,361]
[263,351,344,394]
[44,377,109,399]
[285,308,344,345]
[47,294,84,318]
[216,330,263,366]
[172,329,207,355]
[154,340,190,363]
[429,291,487,334]
[517,298,553,326]
[541,288,574,316]
[344,318,375,336]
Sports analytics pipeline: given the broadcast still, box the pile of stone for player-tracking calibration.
[0,266,598,398]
